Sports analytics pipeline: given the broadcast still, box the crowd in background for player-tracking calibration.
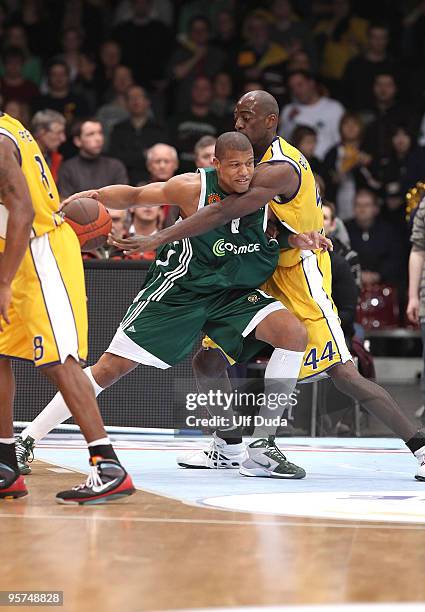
[1,0,425,324]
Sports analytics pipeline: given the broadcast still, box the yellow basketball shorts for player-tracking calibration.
[204,251,352,380]
[0,222,88,367]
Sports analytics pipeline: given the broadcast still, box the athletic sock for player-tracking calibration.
[0,441,19,472]
[216,431,243,445]
[253,348,304,439]
[21,367,104,443]
[88,438,118,462]
[406,430,425,455]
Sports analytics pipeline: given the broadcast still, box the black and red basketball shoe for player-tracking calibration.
[0,462,28,499]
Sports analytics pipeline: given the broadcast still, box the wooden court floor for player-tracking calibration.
[1,461,425,612]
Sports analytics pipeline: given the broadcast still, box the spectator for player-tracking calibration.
[342,23,401,111]
[95,40,122,101]
[286,49,313,74]
[314,0,368,91]
[146,143,179,225]
[291,124,324,177]
[345,189,403,289]
[170,76,221,173]
[323,200,361,287]
[96,65,133,149]
[211,72,234,121]
[279,70,344,159]
[4,99,31,127]
[234,11,287,104]
[9,0,57,60]
[169,15,225,113]
[362,73,418,159]
[32,59,90,124]
[109,208,130,238]
[109,85,168,185]
[0,47,40,105]
[58,27,85,83]
[128,204,163,261]
[3,24,42,85]
[58,118,128,198]
[113,0,174,28]
[31,109,67,182]
[213,10,241,59]
[271,0,317,67]
[194,135,216,168]
[323,112,372,220]
[112,0,172,90]
[73,52,99,114]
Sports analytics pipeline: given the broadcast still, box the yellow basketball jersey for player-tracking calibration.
[0,113,63,253]
[258,136,324,267]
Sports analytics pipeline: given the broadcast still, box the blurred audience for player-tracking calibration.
[31,109,67,181]
[194,135,216,169]
[0,47,39,105]
[58,118,128,197]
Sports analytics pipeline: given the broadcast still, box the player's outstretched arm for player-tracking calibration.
[60,174,198,212]
[111,163,294,254]
[0,137,35,330]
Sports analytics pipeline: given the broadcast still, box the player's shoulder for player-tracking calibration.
[164,172,200,198]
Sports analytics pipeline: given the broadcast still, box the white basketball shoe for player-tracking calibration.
[177,432,246,469]
[414,445,425,481]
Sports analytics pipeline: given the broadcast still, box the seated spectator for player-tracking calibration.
[323,112,372,220]
[271,0,317,68]
[323,200,361,287]
[109,85,168,185]
[95,40,122,101]
[57,27,85,83]
[58,118,128,198]
[4,99,31,127]
[73,52,99,114]
[194,135,216,169]
[32,59,90,124]
[112,0,172,91]
[170,76,221,173]
[291,124,324,177]
[0,47,40,105]
[279,70,344,159]
[145,143,179,226]
[96,65,133,150]
[362,73,419,159]
[234,10,287,104]
[213,9,241,60]
[9,0,57,61]
[127,204,163,261]
[342,23,402,111]
[109,208,131,238]
[314,0,368,92]
[31,109,67,182]
[2,24,42,85]
[345,189,403,289]
[211,72,234,122]
[169,15,224,113]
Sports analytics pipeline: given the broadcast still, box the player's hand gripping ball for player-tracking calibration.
[62,197,112,251]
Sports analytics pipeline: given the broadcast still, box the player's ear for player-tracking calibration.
[212,156,220,171]
[265,113,278,129]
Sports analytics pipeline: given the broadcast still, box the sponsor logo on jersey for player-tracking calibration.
[212,238,261,257]
[248,294,260,303]
[208,193,221,204]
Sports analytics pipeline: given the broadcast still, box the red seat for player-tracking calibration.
[356,284,399,330]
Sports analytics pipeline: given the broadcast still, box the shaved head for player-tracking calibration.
[238,90,279,118]
[215,131,252,160]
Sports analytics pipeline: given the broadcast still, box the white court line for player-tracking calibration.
[1,512,425,530]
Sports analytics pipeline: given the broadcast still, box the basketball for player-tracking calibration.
[62,197,112,251]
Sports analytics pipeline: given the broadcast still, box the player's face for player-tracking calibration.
[195,144,215,168]
[78,121,104,157]
[234,98,269,147]
[215,149,255,194]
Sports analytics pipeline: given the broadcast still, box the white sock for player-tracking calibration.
[88,437,111,447]
[253,348,304,439]
[21,367,104,444]
[0,438,16,444]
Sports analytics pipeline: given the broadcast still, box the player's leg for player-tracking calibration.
[0,357,27,498]
[177,345,247,469]
[328,361,425,480]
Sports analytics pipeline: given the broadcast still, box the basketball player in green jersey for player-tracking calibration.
[17,131,331,479]
[109,91,425,482]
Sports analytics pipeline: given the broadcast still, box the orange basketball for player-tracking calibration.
[62,197,112,252]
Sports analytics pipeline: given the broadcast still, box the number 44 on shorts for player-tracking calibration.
[304,341,335,370]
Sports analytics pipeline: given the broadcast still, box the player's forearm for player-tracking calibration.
[0,208,34,285]
[96,185,141,210]
[408,249,425,299]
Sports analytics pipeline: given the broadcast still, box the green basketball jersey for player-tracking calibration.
[141,167,279,298]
